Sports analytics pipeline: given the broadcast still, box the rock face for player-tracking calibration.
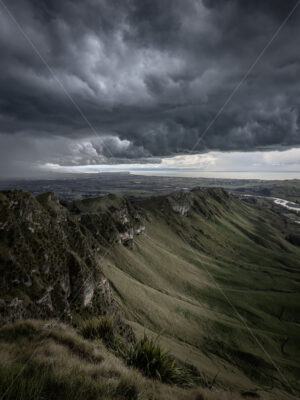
[0,190,137,342]
[167,191,194,216]
[70,193,146,247]
[141,187,232,221]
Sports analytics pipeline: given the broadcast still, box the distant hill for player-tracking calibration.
[0,188,299,399]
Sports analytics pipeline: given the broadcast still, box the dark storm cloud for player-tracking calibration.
[0,0,300,174]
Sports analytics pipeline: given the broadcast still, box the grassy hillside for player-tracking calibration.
[0,188,299,399]
[1,320,237,400]
[102,189,300,399]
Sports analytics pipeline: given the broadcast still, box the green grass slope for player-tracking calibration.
[102,189,300,399]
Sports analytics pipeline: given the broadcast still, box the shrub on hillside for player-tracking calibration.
[79,315,130,358]
[80,315,115,345]
[127,334,193,386]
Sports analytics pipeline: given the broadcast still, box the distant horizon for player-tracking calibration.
[133,170,300,180]
[0,147,292,181]
[1,169,300,182]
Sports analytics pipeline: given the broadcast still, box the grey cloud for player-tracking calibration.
[0,0,300,176]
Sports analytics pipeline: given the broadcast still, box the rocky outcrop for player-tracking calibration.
[0,190,135,342]
[142,187,232,219]
[167,191,194,216]
[73,194,146,247]
[83,279,95,307]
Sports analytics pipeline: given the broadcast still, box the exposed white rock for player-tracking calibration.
[119,228,134,242]
[135,225,145,235]
[83,279,95,307]
[9,200,18,209]
[0,221,8,230]
[113,208,130,224]
[167,192,193,216]
[9,298,23,308]
[98,277,112,303]
[31,269,40,275]
[60,274,71,297]
[36,293,53,311]
[26,211,33,221]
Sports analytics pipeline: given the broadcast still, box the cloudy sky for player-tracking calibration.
[0,0,300,178]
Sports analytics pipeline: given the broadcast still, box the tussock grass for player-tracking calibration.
[78,315,128,357]
[127,333,194,386]
[80,315,114,343]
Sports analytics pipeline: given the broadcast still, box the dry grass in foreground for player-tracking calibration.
[0,320,256,400]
